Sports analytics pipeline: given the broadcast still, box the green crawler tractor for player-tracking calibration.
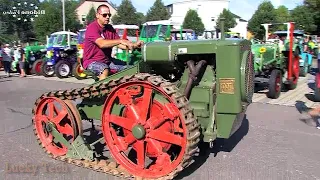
[31,19,254,179]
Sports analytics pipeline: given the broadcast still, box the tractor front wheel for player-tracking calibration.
[54,60,71,79]
[72,62,87,80]
[32,59,43,76]
[267,69,282,99]
[40,61,55,77]
[32,97,82,157]
[101,74,200,179]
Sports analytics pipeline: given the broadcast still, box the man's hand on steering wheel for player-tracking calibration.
[133,40,144,49]
[120,39,134,50]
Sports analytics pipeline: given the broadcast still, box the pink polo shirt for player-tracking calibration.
[83,20,120,69]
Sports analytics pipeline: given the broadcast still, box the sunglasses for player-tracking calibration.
[100,13,111,18]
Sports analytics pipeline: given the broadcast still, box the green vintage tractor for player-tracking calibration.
[31,19,254,179]
[26,42,47,75]
[140,20,179,42]
[254,22,300,99]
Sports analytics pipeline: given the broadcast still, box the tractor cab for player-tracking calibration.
[171,28,196,40]
[42,31,79,78]
[140,20,180,42]
[113,24,139,42]
[225,32,241,39]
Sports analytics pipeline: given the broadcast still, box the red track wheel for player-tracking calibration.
[33,97,80,157]
[102,81,188,178]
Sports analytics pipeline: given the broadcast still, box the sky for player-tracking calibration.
[112,0,304,21]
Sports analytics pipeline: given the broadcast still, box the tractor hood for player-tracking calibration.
[142,39,247,62]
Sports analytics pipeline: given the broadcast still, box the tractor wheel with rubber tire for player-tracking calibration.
[54,60,71,79]
[299,60,308,77]
[72,62,87,80]
[40,61,55,77]
[32,59,43,75]
[267,69,282,99]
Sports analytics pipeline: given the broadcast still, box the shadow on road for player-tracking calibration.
[295,101,318,127]
[175,116,249,179]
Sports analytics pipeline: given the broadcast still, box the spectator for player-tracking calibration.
[2,44,13,77]
[17,44,26,77]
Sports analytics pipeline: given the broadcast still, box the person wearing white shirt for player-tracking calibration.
[2,44,13,77]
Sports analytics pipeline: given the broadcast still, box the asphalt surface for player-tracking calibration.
[0,72,320,180]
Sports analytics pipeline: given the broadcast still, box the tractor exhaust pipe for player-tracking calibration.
[184,60,207,99]
[220,18,225,40]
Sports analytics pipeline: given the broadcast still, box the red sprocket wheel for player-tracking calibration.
[102,80,188,178]
[33,97,80,157]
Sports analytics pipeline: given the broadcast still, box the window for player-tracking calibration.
[81,15,86,22]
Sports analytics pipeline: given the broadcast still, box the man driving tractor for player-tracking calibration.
[83,4,143,81]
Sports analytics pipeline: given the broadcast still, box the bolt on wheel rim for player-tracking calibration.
[102,81,188,178]
[33,97,78,156]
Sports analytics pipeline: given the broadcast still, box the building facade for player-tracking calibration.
[76,0,117,25]
[166,0,247,38]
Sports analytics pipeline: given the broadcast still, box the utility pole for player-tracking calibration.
[62,0,65,31]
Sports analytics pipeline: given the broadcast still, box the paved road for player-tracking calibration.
[0,73,320,180]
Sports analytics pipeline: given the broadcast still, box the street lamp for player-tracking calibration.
[62,0,65,31]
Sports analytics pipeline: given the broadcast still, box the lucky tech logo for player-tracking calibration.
[2,2,45,22]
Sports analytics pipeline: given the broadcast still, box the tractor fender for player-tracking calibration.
[316,73,320,89]
[307,53,313,65]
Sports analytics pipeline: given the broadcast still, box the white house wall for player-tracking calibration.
[168,0,229,31]
[230,20,248,38]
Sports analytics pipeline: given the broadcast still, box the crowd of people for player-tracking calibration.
[0,43,26,77]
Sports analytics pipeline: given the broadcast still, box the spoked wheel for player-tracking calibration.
[102,75,199,179]
[285,55,300,90]
[267,69,282,99]
[32,59,43,76]
[54,60,71,79]
[72,62,87,80]
[32,97,81,157]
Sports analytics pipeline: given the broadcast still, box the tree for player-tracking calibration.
[86,6,96,24]
[145,0,170,21]
[33,0,81,41]
[215,9,236,32]
[248,1,277,40]
[108,1,118,9]
[182,9,205,36]
[274,5,290,30]
[136,12,146,26]
[303,0,320,34]
[290,5,316,33]
[111,0,139,25]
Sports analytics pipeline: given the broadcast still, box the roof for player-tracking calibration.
[113,24,139,29]
[50,31,78,36]
[273,30,304,35]
[171,29,194,32]
[143,20,180,26]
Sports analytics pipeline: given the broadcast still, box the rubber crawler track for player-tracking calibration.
[32,73,201,180]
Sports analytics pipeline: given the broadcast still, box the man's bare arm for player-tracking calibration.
[95,38,121,48]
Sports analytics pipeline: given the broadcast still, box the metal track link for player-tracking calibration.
[31,73,201,180]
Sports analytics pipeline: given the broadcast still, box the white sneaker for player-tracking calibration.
[317,126,320,130]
